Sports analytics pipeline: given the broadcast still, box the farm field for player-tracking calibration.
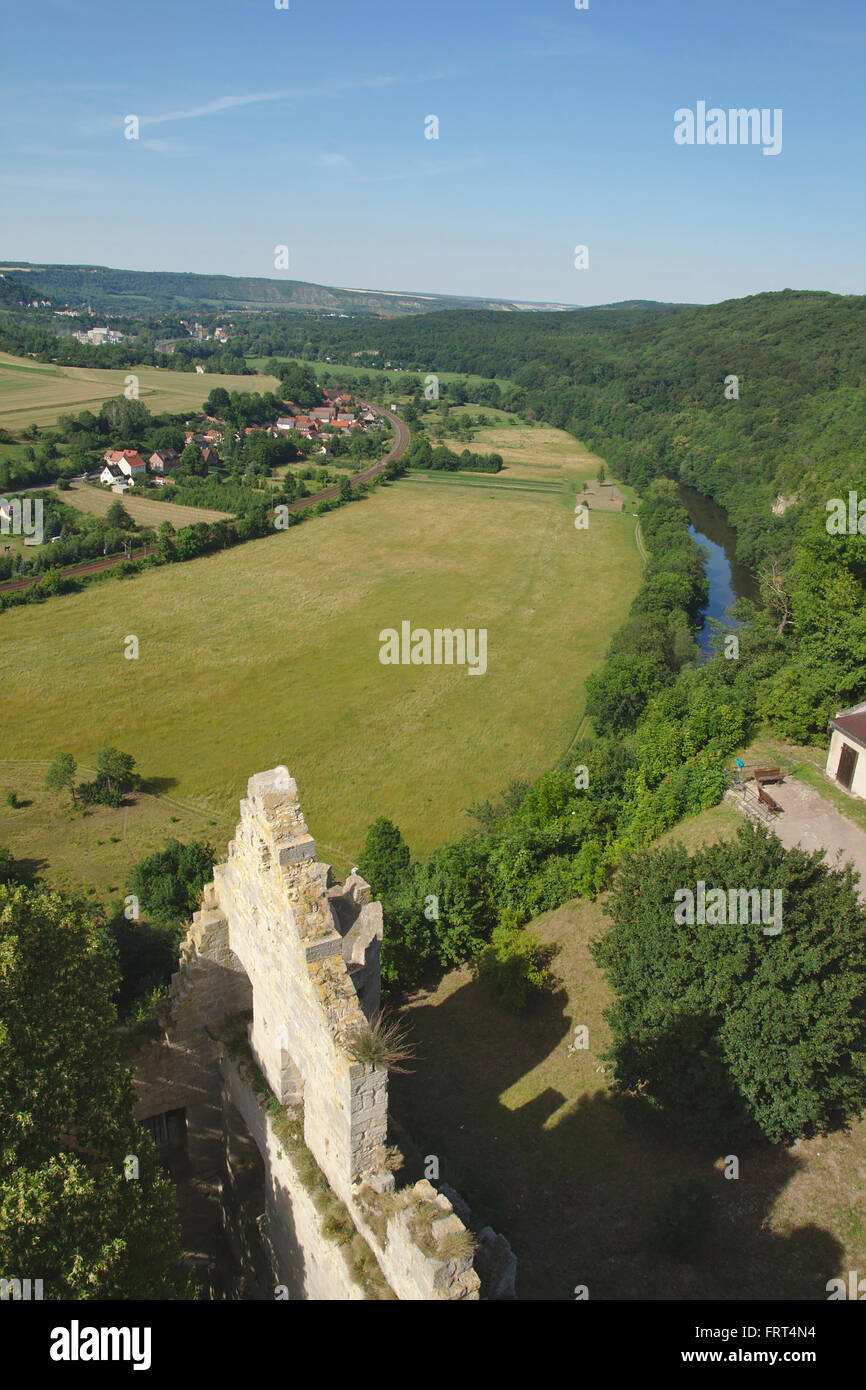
[441,420,641,501]
[0,351,280,429]
[391,800,866,1300]
[0,458,641,889]
[64,480,232,526]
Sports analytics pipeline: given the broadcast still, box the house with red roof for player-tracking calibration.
[103,449,147,480]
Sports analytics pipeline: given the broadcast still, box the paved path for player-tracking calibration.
[744,776,866,904]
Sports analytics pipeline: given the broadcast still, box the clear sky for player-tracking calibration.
[2,0,864,305]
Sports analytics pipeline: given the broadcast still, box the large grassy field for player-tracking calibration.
[0,352,280,429]
[64,480,232,527]
[391,797,866,1300]
[0,454,640,890]
[441,419,642,498]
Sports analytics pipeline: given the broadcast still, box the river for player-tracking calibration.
[677,483,760,660]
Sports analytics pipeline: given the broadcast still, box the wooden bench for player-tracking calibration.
[753,766,782,784]
[756,782,782,814]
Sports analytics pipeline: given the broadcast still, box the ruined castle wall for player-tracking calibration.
[210,768,387,1205]
[132,766,515,1299]
[132,891,252,1163]
[224,1058,364,1301]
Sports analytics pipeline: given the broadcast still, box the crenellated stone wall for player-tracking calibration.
[132,766,516,1300]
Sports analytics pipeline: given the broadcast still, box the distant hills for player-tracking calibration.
[0,262,676,318]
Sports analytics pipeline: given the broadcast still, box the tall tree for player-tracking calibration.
[593,825,866,1144]
[0,883,192,1298]
[45,752,78,805]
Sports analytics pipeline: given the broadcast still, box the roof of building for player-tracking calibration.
[830,703,866,749]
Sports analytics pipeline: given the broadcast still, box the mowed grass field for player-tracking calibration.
[441,420,641,497]
[64,481,232,526]
[0,465,641,887]
[0,352,280,429]
[391,798,866,1300]
[0,760,218,901]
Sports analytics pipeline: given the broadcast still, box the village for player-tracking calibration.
[95,389,383,493]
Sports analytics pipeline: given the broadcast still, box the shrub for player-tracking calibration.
[473,922,547,1012]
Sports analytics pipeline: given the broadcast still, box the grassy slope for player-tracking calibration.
[391,798,866,1300]
[0,761,218,901]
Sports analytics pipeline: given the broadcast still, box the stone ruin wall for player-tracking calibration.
[133,766,516,1300]
[212,767,387,1207]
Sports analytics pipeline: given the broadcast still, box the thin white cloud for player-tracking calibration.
[318,152,349,167]
[140,74,405,128]
[0,171,94,193]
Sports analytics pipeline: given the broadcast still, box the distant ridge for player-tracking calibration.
[0,262,593,317]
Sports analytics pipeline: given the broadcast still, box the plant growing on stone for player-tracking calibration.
[437,1228,477,1262]
[344,1011,415,1074]
[369,1143,404,1173]
[407,1199,475,1262]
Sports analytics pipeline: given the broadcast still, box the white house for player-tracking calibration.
[826,702,866,800]
[104,449,147,479]
[100,463,126,486]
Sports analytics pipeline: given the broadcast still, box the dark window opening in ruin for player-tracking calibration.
[144,1106,187,1152]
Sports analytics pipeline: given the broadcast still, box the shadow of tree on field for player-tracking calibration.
[10,856,47,884]
[389,972,844,1302]
[138,776,179,796]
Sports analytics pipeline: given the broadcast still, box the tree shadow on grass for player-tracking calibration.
[389,975,845,1302]
[11,856,47,884]
[138,776,179,797]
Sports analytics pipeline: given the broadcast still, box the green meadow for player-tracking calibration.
[0,443,641,890]
[0,352,280,429]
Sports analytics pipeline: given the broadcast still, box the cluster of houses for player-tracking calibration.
[92,393,381,492]
[273,393,379,443]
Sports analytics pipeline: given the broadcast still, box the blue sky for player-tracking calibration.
[2,0,864,304]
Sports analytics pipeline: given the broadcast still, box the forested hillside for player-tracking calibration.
[346,290,866,995]
[0,263,579,317]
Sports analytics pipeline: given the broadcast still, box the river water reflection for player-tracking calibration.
[678,483,760,660]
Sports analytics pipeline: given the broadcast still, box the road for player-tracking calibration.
[0,410,410,595]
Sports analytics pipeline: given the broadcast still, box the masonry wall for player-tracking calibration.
[211,768,387,1205]
[224,1058,365,1300]
[132,766,516,1300]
